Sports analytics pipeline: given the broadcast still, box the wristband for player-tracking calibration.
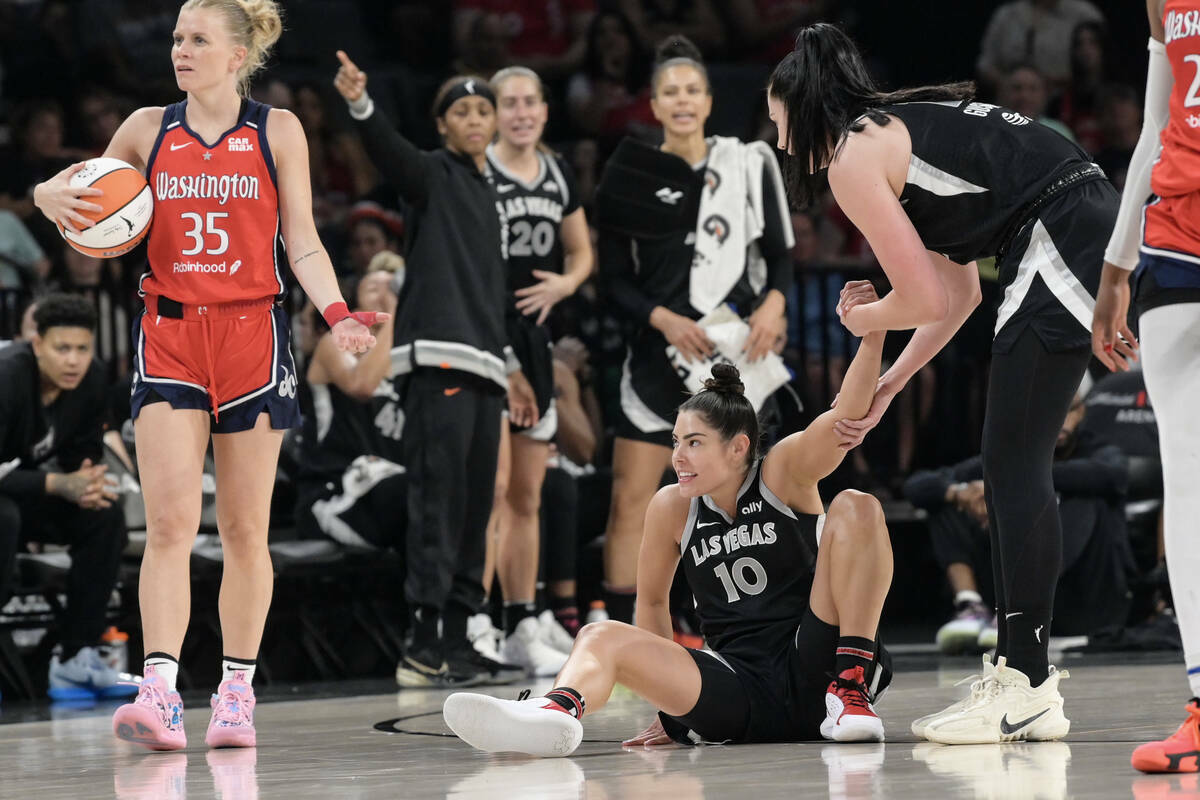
[322,301,352,328]
[323,301,385,329]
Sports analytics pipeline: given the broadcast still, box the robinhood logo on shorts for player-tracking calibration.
[173,259,241,274]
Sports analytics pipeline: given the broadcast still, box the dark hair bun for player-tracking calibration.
[703,363,745,396]
[655,34,702,65]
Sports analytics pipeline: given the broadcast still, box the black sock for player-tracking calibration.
[835,636,876,679]
[1003,612,1050,686]
[602,584,636,625]
[543,686,586,718]
[503,602,537,637]
[443,602,470,646]
[409,605,440,651]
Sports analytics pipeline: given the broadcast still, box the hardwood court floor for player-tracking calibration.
[0,655,1193,799]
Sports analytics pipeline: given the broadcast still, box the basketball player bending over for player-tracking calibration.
[444,305,893,756]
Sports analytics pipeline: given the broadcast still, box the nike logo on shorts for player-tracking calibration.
[444,387,462,397]
[170,142,192,151]
[999,708,1050,735]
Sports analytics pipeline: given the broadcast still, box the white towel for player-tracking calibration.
[689,137,793,315]
[666,305,792,412]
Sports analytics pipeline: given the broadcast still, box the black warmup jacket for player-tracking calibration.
[353,107,511,390]
[0,342,107,498]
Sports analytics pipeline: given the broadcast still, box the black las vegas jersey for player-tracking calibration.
[301,380,376,481]
[486,144,581,296]
[879,100,1095,264]
[680,460,823,659]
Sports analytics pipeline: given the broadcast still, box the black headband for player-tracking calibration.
[435,78,496,118]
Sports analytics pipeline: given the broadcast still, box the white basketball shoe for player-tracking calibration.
[922,657,1070,745]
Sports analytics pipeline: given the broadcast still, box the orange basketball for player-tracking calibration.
[57,157,154,259]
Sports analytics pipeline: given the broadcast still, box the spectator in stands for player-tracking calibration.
[0,293,130,699]
[618,0,726,57]
[453,11,512,77]
[725,0,829,64]
[295,270,404,550]
[251,77,295,111]
[904,393,1132,654]
[0,211,50,290]
[48,242,129,377]
[977,0,1104,93]
[76,0,177,100]
[1080,368,1166,632]
[0,101,78,233]
[1055,20,1112,154]
[1093,85,1142,192]
[997,63,1078,142]
[293,82,379,231]
[453,0,595,79]
[566,10,657,152]
[343,202,404,276]
[73,88,126,159]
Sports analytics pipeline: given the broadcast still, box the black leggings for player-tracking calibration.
[981,327,1089,672]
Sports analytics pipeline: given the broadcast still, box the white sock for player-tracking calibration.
[954,590,983,607]
[222,657,257,685]
[144,655,179,691]
[1141,304,1200,697]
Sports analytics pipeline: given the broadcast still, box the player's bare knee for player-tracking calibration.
[218,519,269,558]
[505,483,541,519]
[575,620,625,655]
[826,490,887,545]
[144,511,201,550]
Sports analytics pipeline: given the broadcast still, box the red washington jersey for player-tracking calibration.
[1153,0,1200,197]
[142,99,284,305]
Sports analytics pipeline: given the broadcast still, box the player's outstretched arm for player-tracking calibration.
[764,324,885,491]
[334,50,433,210]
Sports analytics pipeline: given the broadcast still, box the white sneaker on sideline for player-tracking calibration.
[911,654,996,738]
[538,610,576,654]
[501,617,569,677]
[444,692,584,757]
[467,613,502,662]
[923,657,1070,745]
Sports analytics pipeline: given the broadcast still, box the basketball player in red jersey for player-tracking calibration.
[33,0,383,751]
[1094,0,1200,774]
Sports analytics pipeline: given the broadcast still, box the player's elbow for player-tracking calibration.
[910,284,949,325]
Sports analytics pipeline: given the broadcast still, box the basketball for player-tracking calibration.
[57,157,154,258]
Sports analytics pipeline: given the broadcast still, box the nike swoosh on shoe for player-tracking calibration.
[999,707,1050,735]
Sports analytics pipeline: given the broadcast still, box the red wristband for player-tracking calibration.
[322,301,351,328]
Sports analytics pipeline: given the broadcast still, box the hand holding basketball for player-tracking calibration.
[34,162,105,234]
[334,50,367,103]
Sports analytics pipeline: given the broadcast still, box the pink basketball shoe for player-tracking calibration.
[205,671,257,748]
[112,666,187,751]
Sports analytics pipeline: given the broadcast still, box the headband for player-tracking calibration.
[435,78,496,118]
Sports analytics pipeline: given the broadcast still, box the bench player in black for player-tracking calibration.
[443,304,892,756]
[767,23,1119,744]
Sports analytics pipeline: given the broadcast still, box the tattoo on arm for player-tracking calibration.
[293,250,320,266]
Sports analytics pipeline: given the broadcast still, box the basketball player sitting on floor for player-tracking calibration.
[444,286,894,756]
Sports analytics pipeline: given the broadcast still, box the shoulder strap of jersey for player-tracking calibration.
[146,101,185,177]
[680,496,701,554]
[247,100,279,187]
[543,152,570,207]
